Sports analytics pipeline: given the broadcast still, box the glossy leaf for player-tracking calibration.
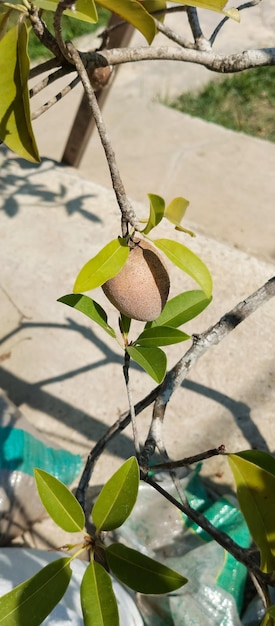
[34,468,85,533]
[142,0,167,20]
[0,23,40,162]
[127,345,167,383]
[92,457,139,532]
[73,238,129,293]
[0,557,72,626]
[142,194,165,235]
[149,290,212,328]
[135,326,190,347]
[164,197,194,235]
[106,543,188,594]
[228,450,275,572]
[58,294,116,338]
[81,560,119,626]
[168,0,239,21]
[261,607,275,626]
[154,238,212,298]
[97,0,156,43]
[35,0,98,23]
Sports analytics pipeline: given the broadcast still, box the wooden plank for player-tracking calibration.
[61,14,133,167]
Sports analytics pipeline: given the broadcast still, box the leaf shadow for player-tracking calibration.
[0,148,102,224]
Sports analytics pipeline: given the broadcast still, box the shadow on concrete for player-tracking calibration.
[0,309,270,460]
[0,149,102,224]
[182,379,270,453]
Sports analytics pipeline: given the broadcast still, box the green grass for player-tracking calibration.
[28,7,110,60]
[168,66,275,143]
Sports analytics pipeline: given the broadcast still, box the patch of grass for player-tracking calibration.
[168,66,275,142]
[28,7,110,60]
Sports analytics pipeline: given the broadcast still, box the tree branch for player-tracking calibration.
[29,57,63,80]
[144,473,274,587]
[31,75,80,120]
[140,277,275,467]
[66,41,139,236]
[28,6,62,60]
[210,0,263,46]
[150,444,226,471]
[101,45,275,73]
[76,277,275,506]
[187,6,211,51]
[29,66,76,98]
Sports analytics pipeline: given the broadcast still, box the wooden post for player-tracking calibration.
[61,14,133,167]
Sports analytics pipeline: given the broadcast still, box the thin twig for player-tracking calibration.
[29,66,76,98]
[123,351,140,459]
[75,386,160,509]
[187,7,211,51]
[29,58,62,80]
[210,0,263,46]
[144,473,274,586]
[150,445,226,471]
[31,75,80,120]
[154,17,195,49]
[53,0,75,64]
[28,6,61,60]
[66,41,139,236]
[140,277,275,467]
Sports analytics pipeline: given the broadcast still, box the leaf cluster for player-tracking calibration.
[0,459,187,625]
[59,194,212,382]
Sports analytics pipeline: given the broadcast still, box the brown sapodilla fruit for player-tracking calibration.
[102,237,170,322]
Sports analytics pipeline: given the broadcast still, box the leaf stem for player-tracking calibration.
[123,351,140,459]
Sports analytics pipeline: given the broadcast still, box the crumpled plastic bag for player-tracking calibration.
[0,389,82,544]
[112,467,251,626]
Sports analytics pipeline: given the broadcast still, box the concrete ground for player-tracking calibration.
[0,2,275,548]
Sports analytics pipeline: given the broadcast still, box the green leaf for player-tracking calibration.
[58,294,116,338]
[261,609,275,626]
[81,560,119,626]
[73,238,129,293]
[153,238,212,298]
[142,0,167,20]
[106,543,188,594]
[228,450,275,572]
[142,194,165,235]
[0,22,40,162]
[34,0,98,23]
[262,607,275,626]
[0,557,72,626]
[168,0,239,21]
[34,468,85,533]
[149,290,212,328]
[97,0,156,43]
[164,196,194,235]
[135,326,190,347]
[127,345,167,383]
[92,457,139,532]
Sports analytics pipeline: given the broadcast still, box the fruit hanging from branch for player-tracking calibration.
[102,237,170,322]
